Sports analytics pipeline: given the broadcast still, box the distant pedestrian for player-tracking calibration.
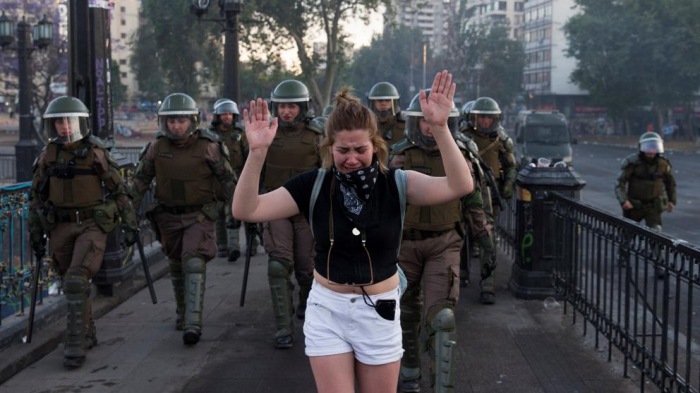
[646,123,654,132]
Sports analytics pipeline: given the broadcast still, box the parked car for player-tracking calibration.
[514,110,575,168]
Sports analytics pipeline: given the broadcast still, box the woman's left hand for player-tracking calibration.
[419,70,456,128]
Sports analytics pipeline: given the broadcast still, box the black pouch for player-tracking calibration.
[375,299,396,321]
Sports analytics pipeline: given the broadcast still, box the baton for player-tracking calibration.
[135,236,157,304]
[25,251,44,344]
[239,223,257,307]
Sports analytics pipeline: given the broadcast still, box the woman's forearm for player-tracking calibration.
[433,125,473,196]
[232,148,267,221]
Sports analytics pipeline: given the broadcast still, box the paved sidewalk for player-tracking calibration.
[0,242,643,393]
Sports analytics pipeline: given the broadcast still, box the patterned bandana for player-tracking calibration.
[331,155,380,227]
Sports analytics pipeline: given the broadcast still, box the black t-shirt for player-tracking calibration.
[283,168,403,284]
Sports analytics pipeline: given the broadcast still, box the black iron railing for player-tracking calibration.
[549,192,700,393]
[496,194,517,259]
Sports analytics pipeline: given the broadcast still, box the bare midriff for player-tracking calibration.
[313,270,399,296]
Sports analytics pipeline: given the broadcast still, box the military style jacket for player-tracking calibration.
[208,122,246,200]
[131,129,236,210]
[378,113,406,147]
[29,136,138,233]
[263,120,322,191]
[615,153,676,207]
[464,125,516,193]
[389,139,472,232]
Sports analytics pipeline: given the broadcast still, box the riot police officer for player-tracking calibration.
[368,82,405,147]
[263,80,321,348]
[463,97,516,303]
[29,96,140,368]
[615,132,676,232]
[390,91,472,393]
[131,93,236,345]
[208,98,248,262]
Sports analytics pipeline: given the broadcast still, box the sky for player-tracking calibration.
[269,9,385,71]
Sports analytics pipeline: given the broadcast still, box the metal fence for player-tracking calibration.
[0,181,157,327]
[548,192,700,393]
[0,154,17,184]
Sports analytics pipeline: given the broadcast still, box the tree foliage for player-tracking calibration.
[442,1,525,107]
[340,25,424,108]
[241,0,389,109]
[131,0,222,102]
[566,0,700,134]
[111,60,127,107]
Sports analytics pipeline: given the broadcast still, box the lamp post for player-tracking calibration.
[0,13,53,182]
[190,0,244,102]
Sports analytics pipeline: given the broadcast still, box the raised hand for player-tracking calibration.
[420,70,457,127]
[243,98,278,152]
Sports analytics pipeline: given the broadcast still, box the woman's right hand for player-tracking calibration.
[243,98,278,152]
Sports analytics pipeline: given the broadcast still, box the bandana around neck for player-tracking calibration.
[331,156,380,226]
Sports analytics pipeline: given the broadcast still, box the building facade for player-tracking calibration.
[390,0,450,55]
[464,0,525,39]
[110,0,141,102]
[520,0,589,121]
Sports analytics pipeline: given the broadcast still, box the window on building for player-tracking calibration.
[120,6,125,12]
[119,59,127,65]
[121,19,125,26]
[121,72,127,79]
[515,2,524,11]
[121,33,126,39]
[544,50,551,61]
[545,27,552,38]
[499,1,507,11]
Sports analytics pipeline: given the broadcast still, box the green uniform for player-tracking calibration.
[30,137,138,368]
[615,152,676,229]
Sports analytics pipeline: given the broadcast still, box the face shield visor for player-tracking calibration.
[159,114,198,140]
[471,113,500,134]
[271,100,308,128]
[370,98,400,118]
[640,139,664,154]
[213,101,239,125]
[405,114,460,149]
[44,115,90,144]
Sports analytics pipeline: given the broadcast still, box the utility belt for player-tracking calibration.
[154,204,205,215]
[54,207,96,223]
[630,195,669,212]
[402,228,452,241]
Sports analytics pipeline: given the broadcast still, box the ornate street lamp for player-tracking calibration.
[32,15,53,49]
[0,13,54,182]
[190,0,244,102]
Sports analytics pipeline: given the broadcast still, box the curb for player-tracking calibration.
[0,244,167,385]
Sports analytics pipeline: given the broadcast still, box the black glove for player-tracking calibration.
[122,226,140,247]
[30,230,46,259]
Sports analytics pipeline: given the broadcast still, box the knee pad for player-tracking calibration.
[64,271,89,295]
[268,258,293,279]
[184,258,206,274]
[427,305,456,333]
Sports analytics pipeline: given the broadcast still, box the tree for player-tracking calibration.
[340,25,424,107]
[0,1,68,117]
[131,0,223,102]
[239,58,298,105]
[441,2,526,107]
[242,0,389,109]
[565,0,700,136]
[111,60,127,107]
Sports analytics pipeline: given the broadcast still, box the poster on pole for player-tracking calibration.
[88,0,115,9]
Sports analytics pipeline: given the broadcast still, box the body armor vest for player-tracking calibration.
[154,136,216,206]
[379,116,405,147]
[45,142,103,209]
[627,158,667,202]
[264,123,318,190]
[402,148,461,231]
[471,133,502,175]
[214,127,244,199]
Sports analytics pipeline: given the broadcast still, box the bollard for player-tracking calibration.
[508,164,585,299]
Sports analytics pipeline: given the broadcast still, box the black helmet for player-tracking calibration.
[469,97,501,134]
[367,82,401,118]
[460,100,475,131]
[158,93,200,140]
[43,96,91,144]
[270,80,311,128]
[403,89,460,148]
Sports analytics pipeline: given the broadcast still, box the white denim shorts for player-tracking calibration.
[304,280,404,365]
